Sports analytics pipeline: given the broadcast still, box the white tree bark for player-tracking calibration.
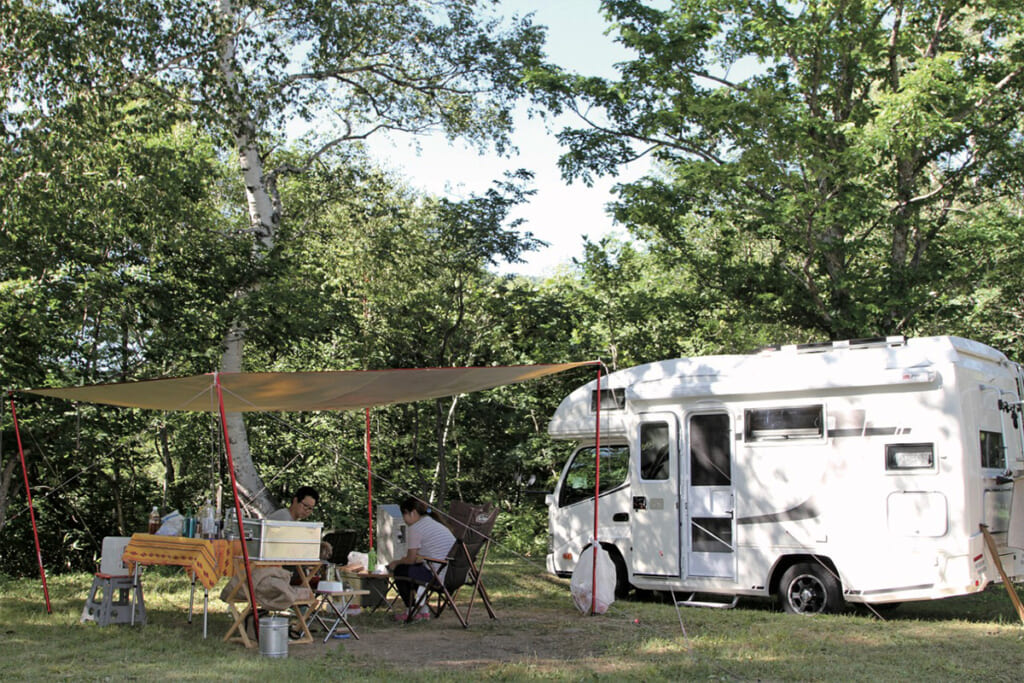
[216,0,279,515]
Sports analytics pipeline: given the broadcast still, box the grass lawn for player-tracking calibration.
[1,553,1023,681]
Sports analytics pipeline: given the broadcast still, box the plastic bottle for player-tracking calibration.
[148,506,161,534]
[200,499,216,539]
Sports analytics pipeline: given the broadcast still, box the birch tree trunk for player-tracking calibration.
[216,0,279,515]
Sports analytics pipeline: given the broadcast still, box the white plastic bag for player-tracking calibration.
[570,545,616,614]
[155,510,182,536]
[347,551,369,571]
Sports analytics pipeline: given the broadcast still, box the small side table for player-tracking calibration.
[310,587,370,643]
[338,570,398,613]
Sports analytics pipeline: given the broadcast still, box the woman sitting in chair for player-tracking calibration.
[387,497,455,622]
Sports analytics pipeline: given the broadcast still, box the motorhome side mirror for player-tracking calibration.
[544,494,554,506]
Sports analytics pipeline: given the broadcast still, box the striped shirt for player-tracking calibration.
[407,515,455,568]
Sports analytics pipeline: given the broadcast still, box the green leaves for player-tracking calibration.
[535,0,1024,342]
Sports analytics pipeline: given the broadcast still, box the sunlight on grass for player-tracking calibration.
[1,563,1023,680]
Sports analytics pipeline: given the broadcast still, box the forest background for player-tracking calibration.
[1,0,1022,575]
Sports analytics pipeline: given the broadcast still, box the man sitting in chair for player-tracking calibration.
[387,497,455,622]
[269,485,331,588]
[269,485,319,522]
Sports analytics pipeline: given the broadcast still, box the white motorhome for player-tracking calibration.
[545,336,1024,613]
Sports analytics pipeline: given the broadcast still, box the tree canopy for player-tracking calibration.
[531,0,1024,340]
[4,0,1024,574]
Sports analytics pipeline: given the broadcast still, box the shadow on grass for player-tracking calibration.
[2,563,1022,680]
[619,581,1023,625]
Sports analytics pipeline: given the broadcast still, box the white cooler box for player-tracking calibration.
[229,518,323,561]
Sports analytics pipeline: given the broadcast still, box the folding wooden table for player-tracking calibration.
[222,558,322,648]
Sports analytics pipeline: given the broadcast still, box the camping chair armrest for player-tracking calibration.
[419,555,447,564]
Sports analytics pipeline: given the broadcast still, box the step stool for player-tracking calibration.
[81,573,146,626]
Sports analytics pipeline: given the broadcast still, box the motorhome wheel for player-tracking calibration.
[780,562,843,615]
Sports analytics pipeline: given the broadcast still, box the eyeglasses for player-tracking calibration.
[298,500,316,512]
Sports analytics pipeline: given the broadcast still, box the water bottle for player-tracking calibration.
[200,499,216,539]
[148,506,161,534]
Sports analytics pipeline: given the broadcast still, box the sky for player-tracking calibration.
[363,1,650,278]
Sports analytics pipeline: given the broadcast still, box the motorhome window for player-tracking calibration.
[744,405,823,441]
[591,388,626,412]
[980,430,1006,469]
[885,443,934,471]
[640,422,670,480]
[559,444,630,507]
[690,413,731,487]
[691,517,733,553]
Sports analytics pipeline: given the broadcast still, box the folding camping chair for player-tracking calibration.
[401,540,472,627]
[446,501,498,623]
[402,502,498,627]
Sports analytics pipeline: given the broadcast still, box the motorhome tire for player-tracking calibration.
[608,548,630,598]
[581,544,631,598]
[779,562,842,615]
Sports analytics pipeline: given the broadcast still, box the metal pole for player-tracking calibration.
[8,393,52,613]
[591,365,602,615]
[215,374,261,638]
[365,407,374,550]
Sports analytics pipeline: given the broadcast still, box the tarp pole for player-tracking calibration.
[365,407,374,551]
[8,393,52,613]
[591,365,602,616]
[214,374,260,637]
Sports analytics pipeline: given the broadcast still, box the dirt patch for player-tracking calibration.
[288,602,644,674]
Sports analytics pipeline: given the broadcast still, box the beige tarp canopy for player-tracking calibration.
[16,361,597,616]
[25,362,594,412]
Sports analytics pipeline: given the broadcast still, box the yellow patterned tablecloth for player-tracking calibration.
[122,533,236,589]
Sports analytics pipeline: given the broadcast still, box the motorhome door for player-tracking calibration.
[686,411,736,579]
[630,415,681,578]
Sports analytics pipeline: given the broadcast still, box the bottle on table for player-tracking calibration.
[200,499,217,539]
[148,506,161,534]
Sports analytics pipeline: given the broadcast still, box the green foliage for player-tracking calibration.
[5,0,1024,583]
[495,502,549,557]
[1,0,556,571]
[531,0,1024,344]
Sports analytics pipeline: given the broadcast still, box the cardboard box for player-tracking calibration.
[229,518,323,561]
